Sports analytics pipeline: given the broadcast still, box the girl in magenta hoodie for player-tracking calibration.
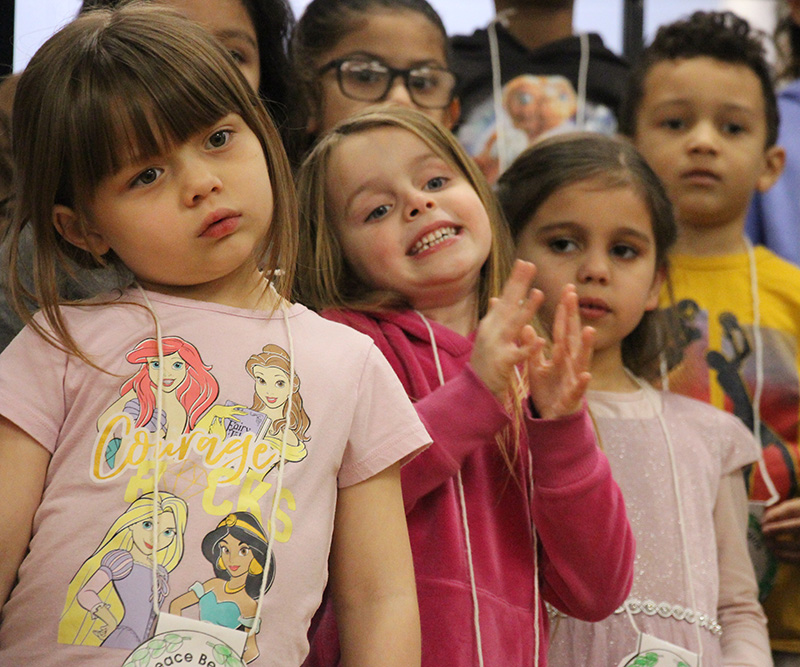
[297,107,634,666]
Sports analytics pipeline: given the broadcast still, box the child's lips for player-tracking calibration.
[681,168,721,186]
[200,208,241,238]
[578,297,611,320]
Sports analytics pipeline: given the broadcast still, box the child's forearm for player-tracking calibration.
[0,417,50,612]
[716,472,772,665]
[330,463,421,666]
[336,590,421,666]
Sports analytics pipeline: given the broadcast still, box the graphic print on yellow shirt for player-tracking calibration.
[666,299,799,504]
[57,337,310,664]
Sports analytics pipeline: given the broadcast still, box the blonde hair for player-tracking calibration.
[5,4,298,362]
[295,106,513,313]
[58,491,188,646]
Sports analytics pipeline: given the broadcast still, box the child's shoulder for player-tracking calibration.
[293,305,390,365]
[296,305,377,341]
[755,244,800,281]
[661,390,757,449]
[661,390,747,428]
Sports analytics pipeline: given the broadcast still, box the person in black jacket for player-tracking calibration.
[451,0,628,184]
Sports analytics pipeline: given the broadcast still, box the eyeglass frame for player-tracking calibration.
[317,56,459,110]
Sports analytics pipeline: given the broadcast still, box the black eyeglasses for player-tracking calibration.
[318,57,458,110]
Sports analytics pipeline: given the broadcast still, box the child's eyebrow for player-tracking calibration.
[215,29,258,50]
[534,221,653,244]
[650,98,757,115]
[336,50,447,67]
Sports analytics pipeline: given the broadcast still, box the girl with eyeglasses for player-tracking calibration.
[291,0,460,155]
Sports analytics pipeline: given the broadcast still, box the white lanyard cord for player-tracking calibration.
[746,241,780,505]
[514,367,541,662]
[137,285,166,618]
[627,375,703,662]
[251,290,294,637]
[576,33,589,129]
[137,284,292,638]
[416,311,485,667]
[488,10,514,176]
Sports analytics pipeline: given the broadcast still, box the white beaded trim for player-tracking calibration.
[547,598,722,637]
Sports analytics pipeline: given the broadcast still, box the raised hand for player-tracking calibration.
[471,260,545,400]
[762,498,800,563]
[528,284,594,420]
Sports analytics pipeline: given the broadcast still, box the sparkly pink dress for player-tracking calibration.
[547,384,770,666]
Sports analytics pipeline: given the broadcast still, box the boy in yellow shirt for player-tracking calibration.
[622,10,800,665]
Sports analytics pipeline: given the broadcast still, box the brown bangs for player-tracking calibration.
[60,13,259,211]
[6,4,298,363]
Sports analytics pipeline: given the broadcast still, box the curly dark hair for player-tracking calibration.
[620,11,779,147]
[775,4,800,82]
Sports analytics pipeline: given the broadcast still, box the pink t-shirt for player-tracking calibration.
[0,290,429,667]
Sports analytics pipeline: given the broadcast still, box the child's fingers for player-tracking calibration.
[557,284,582,352]
[576,326,595,372]
[499,260,538,312]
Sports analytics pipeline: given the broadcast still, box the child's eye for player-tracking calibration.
[611,244,638,260]
[424,176,448,191]
[722,122,745,135]
[659,118,685,131]
[548,238,578,253]
[228,49,245,64]
[207,129,233,149]
[132,167,163,188]
[365,204,391,222]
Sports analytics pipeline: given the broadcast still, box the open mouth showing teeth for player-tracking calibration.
[409,227,458,255]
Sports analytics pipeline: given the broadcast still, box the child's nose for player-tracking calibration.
[385,77,415,108]
[184,168,223,206]
[577,252,610,284]
[405,197,435,220]
[686,120,719,154]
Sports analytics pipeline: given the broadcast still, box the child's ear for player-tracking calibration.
[442,98,461,130]
[756,145,786,193]
[645,265,666,311]
[306,115,318,135]
[52,205,110,256]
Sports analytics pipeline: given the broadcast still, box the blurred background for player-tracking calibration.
[0,0,783,76]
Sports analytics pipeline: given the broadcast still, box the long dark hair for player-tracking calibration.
[497,131,682,380]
